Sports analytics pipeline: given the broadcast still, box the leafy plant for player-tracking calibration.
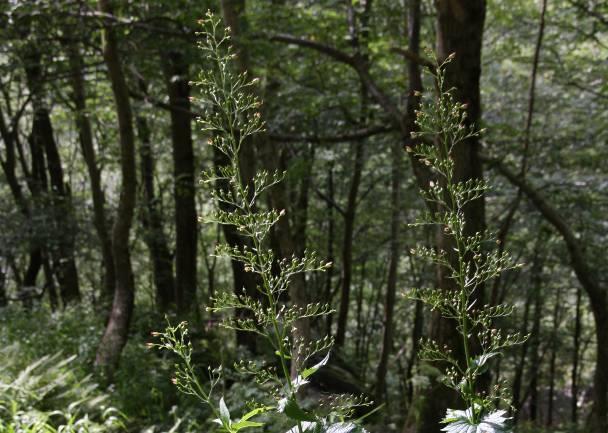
[406,56,526,433]
[0,344,125,433]
[152,12,370,433]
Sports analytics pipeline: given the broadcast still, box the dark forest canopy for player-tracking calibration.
[0,1,607,433]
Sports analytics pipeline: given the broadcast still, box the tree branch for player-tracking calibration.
[269,34,356,67]
[391,47,435,71]
[269,125,394,143]
[483,156,605,306]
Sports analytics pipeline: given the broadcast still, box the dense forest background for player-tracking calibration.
[0,1,607,432]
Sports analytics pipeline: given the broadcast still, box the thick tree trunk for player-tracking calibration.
[407,2,487,432]
[66,39,116,300]
[136,115,176,311]
[162,52,197,314]
[95,0,137,378]
[217,0,262,352]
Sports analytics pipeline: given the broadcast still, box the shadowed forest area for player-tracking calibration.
[0,1,607,432]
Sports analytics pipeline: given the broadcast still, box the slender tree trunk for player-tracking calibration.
[0,263,6,307]
[42,255,58,311]
[335,0,378,350]
[546,285,561,427]
[0,107,44,293]
[488,161,608,433]
[95,0,137,378]
[324,163,336,335]
[335,139,364,347]
[406,299,424,404]
[23,49,81,305]
[528,249,545,424]
[375,139,402,402]
[136,115,176,311]
[571,287,582,424]
[511,279,533,416]
[66,38,116,299]
[221,0,313,365]
[162,51,197,315]
[378,0,423,403]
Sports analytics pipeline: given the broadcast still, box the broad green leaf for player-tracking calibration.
[282,399,316,422]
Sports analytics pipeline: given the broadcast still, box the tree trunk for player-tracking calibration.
[162,51,197,315]
[407,2,487,432]
[23,48,81,305]
[66,38,116,300]
[42,254,59,311]
[571,287,582,424]
[0,107,44,293]
[220,0,313,365]
[488,160,608,433]
[546,283,562,427]
[212,146,259,351]
[0,263,6,307]
[95,0,137,378]
[136,114,176,312]
[375,138,402,403]
[511,277,533,415]
[528,248,544,424]
[216,0,261,352]
[335,139,364,347]
[324,163,336,335]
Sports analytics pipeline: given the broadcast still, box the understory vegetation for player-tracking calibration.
[1,1,606,433]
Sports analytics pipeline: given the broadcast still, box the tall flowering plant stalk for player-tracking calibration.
[151,12,370,433]
[407,56,526,433]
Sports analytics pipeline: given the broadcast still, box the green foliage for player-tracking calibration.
[0,344,125,433]
[153,12,370,433]
[407,57,527,432]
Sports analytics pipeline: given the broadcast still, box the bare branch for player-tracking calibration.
[269,125,394,143]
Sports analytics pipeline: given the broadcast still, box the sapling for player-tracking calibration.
[406,56,526,433]
[152,12,370,433]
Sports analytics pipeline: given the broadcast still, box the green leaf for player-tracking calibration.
[240,406,271,422]
[275,350,292,359]
[231,420,264,431]
[325,422,359,433]
[219,397,231,425]
[282,399,316,422]
[471,352,500,375]
[301,352,330,379]
[473,352,499,368]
